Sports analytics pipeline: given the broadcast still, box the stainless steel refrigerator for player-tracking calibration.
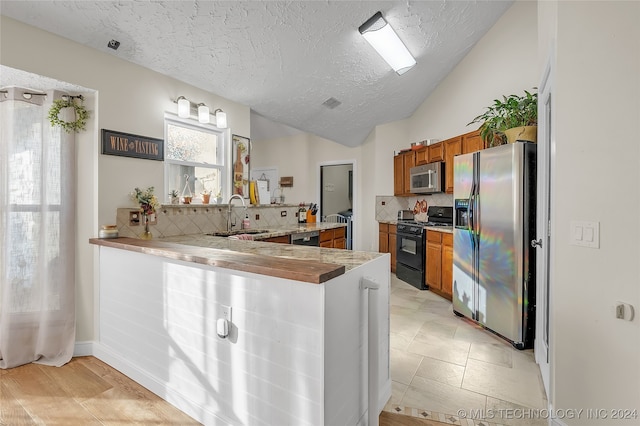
[452,142,536,349]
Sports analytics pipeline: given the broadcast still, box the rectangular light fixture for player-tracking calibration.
[359,11,416,75]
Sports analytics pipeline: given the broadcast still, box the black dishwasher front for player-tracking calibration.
[291,230,319,246]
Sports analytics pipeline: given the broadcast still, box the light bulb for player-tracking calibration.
[177,96,190,118]
[215,109,227,128]
[198,104,210,123]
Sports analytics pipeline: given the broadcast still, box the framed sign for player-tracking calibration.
[101,129,164,161]
[232,135,250,197]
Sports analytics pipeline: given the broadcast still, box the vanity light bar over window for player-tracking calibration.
[174,96,227,128]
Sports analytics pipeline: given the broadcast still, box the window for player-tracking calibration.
[164,115,227,202]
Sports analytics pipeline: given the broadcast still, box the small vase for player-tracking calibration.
[141,213,153,240]
[202,193,211,204]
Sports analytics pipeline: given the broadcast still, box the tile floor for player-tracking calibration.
[385,274,548,426]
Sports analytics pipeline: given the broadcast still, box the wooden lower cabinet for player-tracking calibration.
[425,230,453,300]
[333,226,346,249]
[263,235,290,244]
[426,231,442,291]
[389,225,397,273]
[379,223,397,273]
[441,233,453,297]
[320,227,347,249]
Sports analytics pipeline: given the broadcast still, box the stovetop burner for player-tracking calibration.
[398,220,452,227]
[424,221,453,227]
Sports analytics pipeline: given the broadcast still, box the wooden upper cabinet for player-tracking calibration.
[415,146,429,166]
[394,151,415,196]
[402,151,415,196]
[428,142,444,162]
[393,154,404,196]
[444,136,462,194]
[462,130,484,154]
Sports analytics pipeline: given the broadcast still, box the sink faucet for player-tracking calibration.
[227,194,247,231]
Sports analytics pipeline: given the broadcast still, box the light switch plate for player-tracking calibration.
[570,220,599,248]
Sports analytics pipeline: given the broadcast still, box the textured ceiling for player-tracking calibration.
[1,1,512,146]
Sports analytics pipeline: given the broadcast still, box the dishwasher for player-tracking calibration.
[290,230,319,246]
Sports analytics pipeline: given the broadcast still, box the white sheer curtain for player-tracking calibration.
[0,87,76,369]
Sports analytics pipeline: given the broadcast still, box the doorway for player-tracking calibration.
[534,55,554,398]
[318,161,355,249]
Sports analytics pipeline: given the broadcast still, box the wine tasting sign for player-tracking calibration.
[101,129,164,161]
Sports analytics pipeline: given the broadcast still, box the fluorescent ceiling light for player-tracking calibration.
[359,11,416,75]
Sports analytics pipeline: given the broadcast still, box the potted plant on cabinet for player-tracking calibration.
[169,189,179,205]
[468,89,538,147]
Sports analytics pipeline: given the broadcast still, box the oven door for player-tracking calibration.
[396,232,424,270]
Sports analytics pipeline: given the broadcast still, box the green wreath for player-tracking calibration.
[48,97,89,133]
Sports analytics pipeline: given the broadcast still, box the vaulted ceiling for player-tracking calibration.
[1,1,512,146]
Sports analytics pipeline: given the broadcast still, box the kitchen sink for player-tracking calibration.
[205,229,271,237]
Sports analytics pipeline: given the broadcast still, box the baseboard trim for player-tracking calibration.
[73,341,94,357]
[92,343,237,426]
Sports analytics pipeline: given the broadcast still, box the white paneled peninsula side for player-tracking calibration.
[90,236,391,426]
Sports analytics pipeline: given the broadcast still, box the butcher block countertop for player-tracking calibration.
[90,230,384,284]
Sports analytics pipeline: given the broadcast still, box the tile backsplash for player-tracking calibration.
[116,204,301,239]
[375,194,453,222]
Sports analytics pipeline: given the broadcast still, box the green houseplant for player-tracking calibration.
[468,90,538,147]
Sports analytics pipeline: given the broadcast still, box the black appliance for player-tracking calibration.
[396,221,427,290]
[291,230,319,246]
[424,206,453,227]
[396,206,453,290]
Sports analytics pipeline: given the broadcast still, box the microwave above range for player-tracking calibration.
[409,162,444,194]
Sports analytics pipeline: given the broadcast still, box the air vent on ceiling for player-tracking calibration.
[322,97,342,109]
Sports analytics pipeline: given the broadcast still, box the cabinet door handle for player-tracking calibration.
[531,239,542,248]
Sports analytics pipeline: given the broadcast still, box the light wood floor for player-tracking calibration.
[1,356,448,425]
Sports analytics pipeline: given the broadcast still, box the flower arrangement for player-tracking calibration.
[131,186,160,216]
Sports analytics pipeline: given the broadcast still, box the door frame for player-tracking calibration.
[317,159,357,249]
[535,50,555,400]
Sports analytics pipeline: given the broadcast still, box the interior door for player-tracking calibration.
[534,58,554,397]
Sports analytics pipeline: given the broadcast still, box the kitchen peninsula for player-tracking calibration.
[90,234,390,425]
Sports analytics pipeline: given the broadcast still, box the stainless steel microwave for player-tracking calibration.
[409,162,444,194]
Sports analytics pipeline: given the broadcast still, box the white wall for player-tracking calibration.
[540,1,640,422]
[321,164,352,217]
[1,16,251,341]
[251,2,538,255]
[408,0,539,143]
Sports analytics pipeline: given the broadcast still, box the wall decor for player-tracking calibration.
[232,134,250,197]
[102,129,164,161]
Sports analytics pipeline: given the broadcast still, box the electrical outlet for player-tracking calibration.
[616,304,624,319]
[129,211,141,226]
[615,302,635,321]
[281,211,287,217]
[221,305,232,322]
